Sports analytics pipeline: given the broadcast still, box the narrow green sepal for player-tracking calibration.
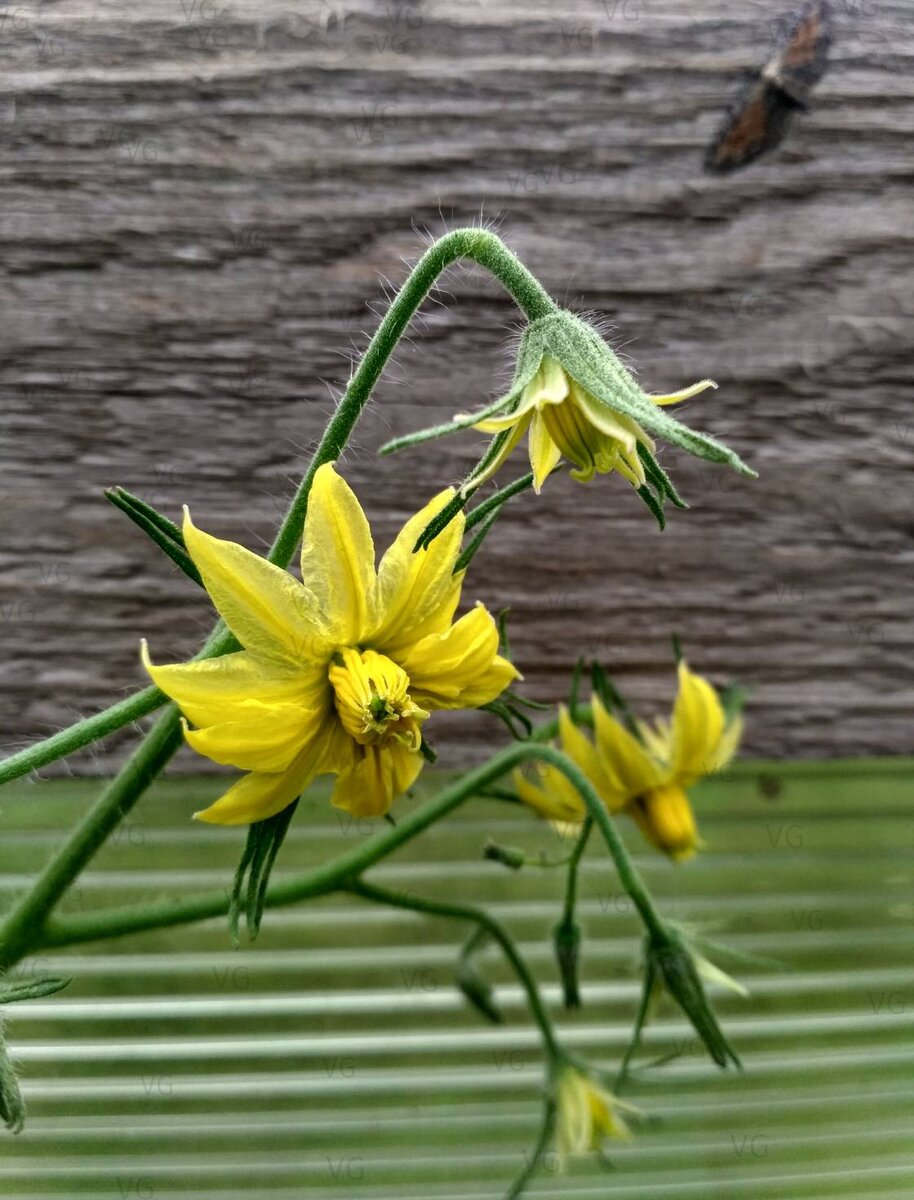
[636,484,666,530]
[0,975,69,1133]
[590,663,641,742]
[453,507,499,573]
[671,633,684,664]
[419,736,438,764]
[0,977,69,1005]
[719,682,749,726]
[105,487,203,588]
[482,699,532,740]
[229,799,299,944]
[415,488,472,553]
[379,390,521,457]
[464,472,535,532]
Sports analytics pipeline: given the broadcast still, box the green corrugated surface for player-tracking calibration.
[1,759,912,1197]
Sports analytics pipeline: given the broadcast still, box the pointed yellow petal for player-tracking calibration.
[142,641,316,727]
[592,696,665,804]
[300,463,377,645]
[398,604,518,709]
[182,513,327,664]
[670,661,725,785]
[183,700,325,773]
[528,410,563,493]
[330,740,423,818]
[462,411,532,493]
[513,764,584,825]
[557,705,603,788]
[648,379,717,406]
[709,714,743,772]
[372,488,464,654]
[569,383,646,455]
[627,782,698,860]
[471,409,528,435]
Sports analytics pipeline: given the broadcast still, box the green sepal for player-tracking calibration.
[0,975,69,1133]
[229,799,299,945]
[105,487,203,588]
[590,662,641,742]
[719,682,750,726]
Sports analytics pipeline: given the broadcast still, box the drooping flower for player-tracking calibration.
[462,354,718,495]
[381,310,754,526]
[143,463,517,824]
[553,1064,635,1166]
[515,661,742,859]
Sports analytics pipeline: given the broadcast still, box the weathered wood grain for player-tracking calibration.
[1,0,913,775]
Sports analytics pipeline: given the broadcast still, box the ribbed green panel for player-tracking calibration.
[1,759,912,1197]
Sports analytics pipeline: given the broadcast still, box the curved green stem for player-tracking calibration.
[0,230,555,791]
[29,743,666,960]
[346,878,561,1060]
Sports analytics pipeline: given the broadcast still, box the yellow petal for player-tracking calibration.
[183,512,327,664]
[636,717,672,764]
[398,604,518,709]
[513,764,584,825]
[300,463,377,645]
[372,488,464,654]
[462,411,533,493]
[569,382,643,455]
[183,700,325,773]
[670,661,725,786]
[627,782,698,860]
[557,705,604,791]
[710,714,743,772]
[330,739,423,818]
[592,696,666,804]
[648,379,717,406]
[141,641,315,727]
[528,410,562,494]
[193,712,351,825]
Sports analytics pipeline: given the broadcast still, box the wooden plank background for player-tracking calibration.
[1,0,912,774]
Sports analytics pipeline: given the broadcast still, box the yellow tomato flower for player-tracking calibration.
[460,356,716,494]
[554,1065,634,1166]
[515,661,742,860]
[143,463,518,824]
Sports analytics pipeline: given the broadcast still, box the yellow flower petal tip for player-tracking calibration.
[142,467,517,827]
[554,1065,637,1167]
[520,661,742,861]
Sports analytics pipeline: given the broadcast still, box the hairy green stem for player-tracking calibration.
[346,878,561,1060]
[0,230,555,791]
[32,743,664,957]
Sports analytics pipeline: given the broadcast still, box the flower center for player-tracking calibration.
[329,647,428,751]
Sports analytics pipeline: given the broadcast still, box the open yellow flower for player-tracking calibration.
[143,463,517,824]
[461,356,716,494]
[554,1065,634,1166]
[515,661,742,860]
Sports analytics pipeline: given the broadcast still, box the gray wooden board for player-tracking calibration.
[1,1,913,773]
